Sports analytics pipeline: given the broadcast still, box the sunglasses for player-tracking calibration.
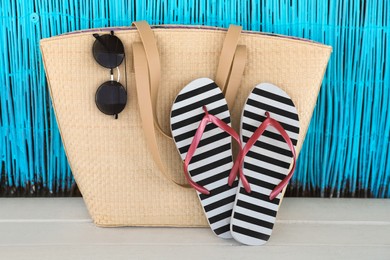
[92,31,127,119]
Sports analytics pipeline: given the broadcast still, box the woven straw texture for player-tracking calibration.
[40,27,331,227]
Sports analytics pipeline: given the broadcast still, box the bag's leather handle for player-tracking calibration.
[224,45,247,109]
[132,21,172,139]
[133,21,244,115]
[215,25,242,96]
[132,21,246,187]
[133,42,190,187]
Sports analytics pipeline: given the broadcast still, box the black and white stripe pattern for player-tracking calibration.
[170,78,238,239]
[230,83,300,245]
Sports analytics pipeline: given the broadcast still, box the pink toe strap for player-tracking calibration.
[230,112,297,200]
[183,106,242,195]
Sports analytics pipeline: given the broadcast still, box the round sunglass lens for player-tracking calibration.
[95,81,127,116]
[93,34,125,68]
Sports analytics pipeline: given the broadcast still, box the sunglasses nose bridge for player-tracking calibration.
[109,66,121,83]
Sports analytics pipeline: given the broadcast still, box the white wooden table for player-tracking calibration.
[0,198,389,259]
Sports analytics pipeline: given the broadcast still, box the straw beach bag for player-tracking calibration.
[40,21,331,227]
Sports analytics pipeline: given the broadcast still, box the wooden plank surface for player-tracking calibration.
[0,198,389,260]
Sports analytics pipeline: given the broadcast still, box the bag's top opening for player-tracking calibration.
[47,24,323,45]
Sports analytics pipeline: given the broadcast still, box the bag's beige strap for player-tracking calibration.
[133,42,189,187]
[215,25,242,94]
[133,21,244,137]
[224,45,247,109]
[132,21,245,188]
[132,21,172,139]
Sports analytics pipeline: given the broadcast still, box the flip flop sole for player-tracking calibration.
[170,78,238,239]
[231,82,300,245]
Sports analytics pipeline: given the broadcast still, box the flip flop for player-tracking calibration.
[170,78,240,239]
[229,82,300,245]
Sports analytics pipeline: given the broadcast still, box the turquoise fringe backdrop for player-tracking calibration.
[0,0,389,197]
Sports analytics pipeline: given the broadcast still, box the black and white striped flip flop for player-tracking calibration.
[170,78,239,239]
[230,82,300,245]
